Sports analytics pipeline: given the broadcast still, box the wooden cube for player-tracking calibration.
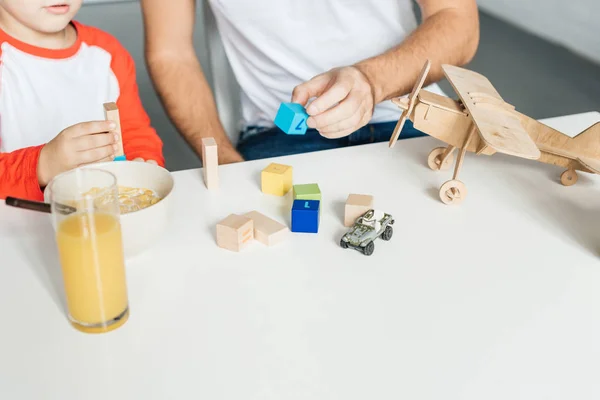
[291,200,320,233]
[243,211,289,246]
[261,163,293,196]
[216,214,254,252]
[293,183,321,201]
[345,194,374,227]
[201,137,219,190]
[274,103,309,135]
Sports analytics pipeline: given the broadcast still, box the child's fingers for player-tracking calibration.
[79,154,115,167]
[133,158,158,165]
[70,121,116,138]
[77,144,115,165]
[75,132,116,151]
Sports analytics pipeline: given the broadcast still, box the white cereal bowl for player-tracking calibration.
[45,161,175,259]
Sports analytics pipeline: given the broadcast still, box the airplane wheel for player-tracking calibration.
[427,147,454,171]
[439,180,467,205]
[560,169,578,186]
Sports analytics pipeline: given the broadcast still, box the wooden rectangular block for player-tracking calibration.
[103,102,125,160]
[345,194,374,227]
[243,211,289,246]
[293,183,321,201]
[261,163,293,196]
[216,214,254,252]
[202,137,219,190]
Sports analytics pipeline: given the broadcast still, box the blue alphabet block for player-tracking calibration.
[291,200,320,233]
[274,103,309,135]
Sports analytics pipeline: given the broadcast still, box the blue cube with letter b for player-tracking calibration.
[291,199,320,233]
[274,102,309,135]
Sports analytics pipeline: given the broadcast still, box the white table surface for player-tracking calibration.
[1,112,599,400]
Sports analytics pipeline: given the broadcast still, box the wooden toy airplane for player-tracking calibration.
[389,60,600,205]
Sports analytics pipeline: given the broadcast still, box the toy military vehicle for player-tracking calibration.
[340,209,394,256]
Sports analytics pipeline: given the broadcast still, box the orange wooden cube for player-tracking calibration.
[216,214,254,252]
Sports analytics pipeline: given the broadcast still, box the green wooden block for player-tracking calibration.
[293,183,321,201]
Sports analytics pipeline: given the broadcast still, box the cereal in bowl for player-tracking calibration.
[84,186,161,214]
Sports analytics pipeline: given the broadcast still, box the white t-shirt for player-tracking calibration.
[208,0,445,128]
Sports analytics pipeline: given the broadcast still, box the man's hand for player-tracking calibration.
[37,121,118,186]
[291,66,375,139]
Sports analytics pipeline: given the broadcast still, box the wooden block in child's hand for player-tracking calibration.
[216,214,254,252]
[274,103,309,135]
[261,163,293,196]
[345,194,374,227]
[243,211,289,246]
[103,102,125,160]
[201,137,219,190]
[291,200,320,233]
[293,183,321,201]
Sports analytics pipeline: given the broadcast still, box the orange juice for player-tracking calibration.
[56,212,129,333]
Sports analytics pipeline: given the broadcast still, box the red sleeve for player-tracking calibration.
[111,47,165,166]
[0,146,45,201]
[76,22,165,166]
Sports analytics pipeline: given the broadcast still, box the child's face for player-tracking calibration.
[0,1,82,34]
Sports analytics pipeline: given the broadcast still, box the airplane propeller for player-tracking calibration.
[388,60,432,148]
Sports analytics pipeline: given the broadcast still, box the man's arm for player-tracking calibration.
[140,0,244,164]
[292,0,479,139]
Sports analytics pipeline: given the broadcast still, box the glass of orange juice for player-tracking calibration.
[48,168,129,334]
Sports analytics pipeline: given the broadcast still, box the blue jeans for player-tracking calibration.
[236,120,426,161]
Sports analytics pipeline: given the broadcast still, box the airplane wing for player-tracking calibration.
[442,64,540,160]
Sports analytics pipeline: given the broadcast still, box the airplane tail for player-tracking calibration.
[572,122,600,157]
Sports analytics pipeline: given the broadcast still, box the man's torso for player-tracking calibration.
[208,0,445,128]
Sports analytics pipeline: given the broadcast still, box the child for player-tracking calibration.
[0,0,165,201]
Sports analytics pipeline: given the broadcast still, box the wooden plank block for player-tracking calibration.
[216,214,253,252]
[103,102,125,160]
[243,211,289,246]
[201,137,219,190]
[345,194,373,227]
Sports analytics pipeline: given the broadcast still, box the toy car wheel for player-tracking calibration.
[363,242,375,256]
[340,239,349,249]
[381,226,393,241]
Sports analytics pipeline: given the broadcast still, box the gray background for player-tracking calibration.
[76,1,600,171]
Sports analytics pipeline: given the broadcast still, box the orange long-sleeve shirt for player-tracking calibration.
[0,21,164,201]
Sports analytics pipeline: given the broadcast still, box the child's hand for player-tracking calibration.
[37,121,118,186]
[133,158,159,165]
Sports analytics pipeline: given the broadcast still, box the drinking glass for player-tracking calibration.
[48,168,129,334]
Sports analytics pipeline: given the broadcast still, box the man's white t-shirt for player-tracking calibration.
[208,0,445,129]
